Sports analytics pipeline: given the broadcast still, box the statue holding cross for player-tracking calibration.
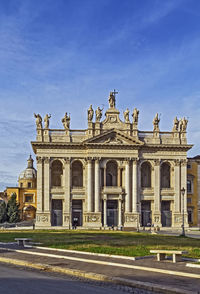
[109,89,118,108]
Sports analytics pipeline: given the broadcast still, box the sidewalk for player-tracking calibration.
[0,243,199,294]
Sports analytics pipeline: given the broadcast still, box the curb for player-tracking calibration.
[186,263,200,269]
[29,245,154,261]
[0,256,194,294]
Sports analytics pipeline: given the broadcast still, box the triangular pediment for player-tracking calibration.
[83,129,144,145]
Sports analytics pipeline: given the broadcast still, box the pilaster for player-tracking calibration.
[153,159,162,226]
[43,157,51,225]
[63,157,71,227]
[87,158,93,212]
[95,158,100,212]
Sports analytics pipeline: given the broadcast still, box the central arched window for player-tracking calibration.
[51,160,63,187]
[106,160,118,186]
[141,162,151,188]
[72,160,83,187]
[161,162,170,188]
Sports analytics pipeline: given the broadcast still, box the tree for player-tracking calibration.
[0,201,7,223]
[7,193,20,223]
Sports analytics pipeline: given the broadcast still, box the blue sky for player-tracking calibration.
[0,0,200,190]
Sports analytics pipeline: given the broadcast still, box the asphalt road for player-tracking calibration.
[0,264,144,294]
[0,264,126,294]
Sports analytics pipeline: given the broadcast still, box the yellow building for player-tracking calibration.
[6,155,37,220]
[187,156,200,227]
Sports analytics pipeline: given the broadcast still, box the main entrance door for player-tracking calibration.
[107,200,118,227]
[141,201,151,226]
[51,199,63,226]
[161,201,172,227]
[72,200,82,227]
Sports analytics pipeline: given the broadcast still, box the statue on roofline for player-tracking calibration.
[132,108,139,124]
[153,113,160,132]
[180,117,188,132]
[123,108,130,123]
[87,105,94,122]
[95,107,103,122]
[172,116,179,132]
[34,113,42,129]
[109,89,118,108]
[44,114,51,129]
[62,112,70,129]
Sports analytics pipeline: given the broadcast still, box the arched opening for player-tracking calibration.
[141,162,151,188]
[51,160,63,187]
[72,160,83,187]
[106,160,118,186]
[161,162,171,188]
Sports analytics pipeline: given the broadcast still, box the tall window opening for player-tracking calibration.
[141,162,151,188]
[72,160,83,187]
[51,160,63,187]
[106,160,118,186]
[161,162,170,188]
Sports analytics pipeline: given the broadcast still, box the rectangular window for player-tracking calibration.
[28,182,32,188]
[188,209,193,223]
[187,164,191,169]
[187,197,192,204]
[187,180,192,193]
[25,194,33,203]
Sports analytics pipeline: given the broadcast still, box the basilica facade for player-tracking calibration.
[32,91,192,229]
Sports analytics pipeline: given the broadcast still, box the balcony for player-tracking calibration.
[102,186,123,194]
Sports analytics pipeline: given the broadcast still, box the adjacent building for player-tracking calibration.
[187,156,200,227]
[31,91,192,229]
[5,155,37,220]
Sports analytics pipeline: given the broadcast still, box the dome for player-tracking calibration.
[19,155,37,180]
[19,168,37,180]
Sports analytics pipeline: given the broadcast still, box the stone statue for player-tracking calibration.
[109,91,117,108]
[87,105,94,122]
[95,107,103,122]
[34,113,42,129]
[181,117,188,132]
[44,114,51,129]
[123,108,130,123]
[173,116,179,132]
[62,112,70,129]
[132,108,139,124]
[153,113,160,132]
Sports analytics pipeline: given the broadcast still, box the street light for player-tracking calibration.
[180,187,185,237]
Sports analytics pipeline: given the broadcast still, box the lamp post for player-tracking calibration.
[180,187,185,237]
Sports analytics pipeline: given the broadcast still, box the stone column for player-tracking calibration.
[174,160,181,213]
[132,159,138,213]
[118,196,122,227]
[63,158,71,227]
[125,160,130,212]
[118,168,121,187]
[154,159,161,226]
[95,159,100,212]
[87,159,93,212]
[173,159,183,227]
[36,157,50,227]
[104,167,106,187]
[36,156,43,212]
[44,157,50,212]
[181,160,187,213]
[103,195,107,227]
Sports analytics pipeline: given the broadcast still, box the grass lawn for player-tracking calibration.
[0,230,200,258]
